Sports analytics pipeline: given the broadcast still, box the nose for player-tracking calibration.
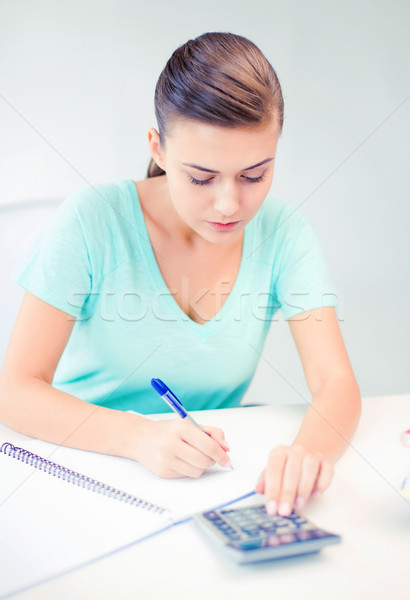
[212,181,240,218]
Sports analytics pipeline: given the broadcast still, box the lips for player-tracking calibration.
[208,221,240,232]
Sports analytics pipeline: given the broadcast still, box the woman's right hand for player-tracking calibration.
[133,418,232,478]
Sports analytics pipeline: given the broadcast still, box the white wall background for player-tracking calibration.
[0,0,409,403]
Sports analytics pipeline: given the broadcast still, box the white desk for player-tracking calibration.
[3,394,410,600]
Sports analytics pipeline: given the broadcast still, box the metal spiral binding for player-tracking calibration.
[0,442,167,515]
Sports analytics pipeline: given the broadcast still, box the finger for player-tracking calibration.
[264,446,288,515]
[152,460,188,479]
[202,426,230,451]
[277,446,304,516]
[255,469,265,494]
[157,466,185,479]
[182,423,232,468]
[313,460,334,495]
[175,440,216,471]
[294,453,321,510]
[169,455,206,478]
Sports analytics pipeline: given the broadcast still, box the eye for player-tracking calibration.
[242,174,265,183]
[187,173,265,185]
[188,176,212,186]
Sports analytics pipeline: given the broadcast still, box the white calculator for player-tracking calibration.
[194,503,341,564]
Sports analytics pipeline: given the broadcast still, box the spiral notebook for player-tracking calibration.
[0,442,177,600]
[0,406,296,599]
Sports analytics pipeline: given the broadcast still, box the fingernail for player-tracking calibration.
[223,440,230,451]
[267,500,277,515]
[295,496,305,510]
[313,490,321,498]
[224,459,233,469]
[278,501,291,516]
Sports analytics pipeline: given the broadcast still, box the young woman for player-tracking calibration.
[0,32,361,518]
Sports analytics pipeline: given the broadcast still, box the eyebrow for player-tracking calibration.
[181,157,274,173]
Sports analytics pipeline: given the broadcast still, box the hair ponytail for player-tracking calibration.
[147,158,165,179]
[146,32,284,179]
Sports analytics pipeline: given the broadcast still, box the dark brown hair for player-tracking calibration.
[147,32,284,178]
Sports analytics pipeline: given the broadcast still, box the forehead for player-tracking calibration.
[164,118,280,169]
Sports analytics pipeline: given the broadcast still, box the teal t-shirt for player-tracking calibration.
[14,180,337,413]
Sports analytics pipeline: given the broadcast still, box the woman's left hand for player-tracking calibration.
[255,444,335,516]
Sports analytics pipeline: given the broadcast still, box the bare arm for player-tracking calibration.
[288,306,361,461]
[256,307,361,514]
[0,292,230,474]
[0,291,145,458]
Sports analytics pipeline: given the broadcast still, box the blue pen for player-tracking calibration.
[151,378,204,429]
[150,378,233,468]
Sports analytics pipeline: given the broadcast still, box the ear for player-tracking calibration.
[148,128,166,171]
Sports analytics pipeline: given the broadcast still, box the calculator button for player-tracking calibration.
[204,512,220,521]
[218,523,233,532]
[279,533,297,544]
[266,535,281,546]
[231,520,247,528]
[296,530,314,541]
[237,538,264,549]
[311,529,328,538]
[224,530,241,541]
[240,527,261,536]
[274,527,291,535]
[276,518,291,527]
[213,520,226,528]
[259,522,278,533]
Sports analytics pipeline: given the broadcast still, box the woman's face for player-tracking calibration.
[150,117,280,245]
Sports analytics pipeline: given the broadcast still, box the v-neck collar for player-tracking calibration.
[125,179,252,336]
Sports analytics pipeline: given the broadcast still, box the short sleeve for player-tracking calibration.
[13,193,93,319]
[273,209,338,320]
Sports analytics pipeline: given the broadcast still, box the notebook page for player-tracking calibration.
[1,405,304,521]
[155,405,303,518]
[0,448,175,599]
[0,405,305,597]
